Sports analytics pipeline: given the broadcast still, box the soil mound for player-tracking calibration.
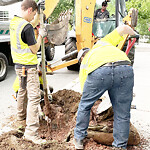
[0,89,145,149]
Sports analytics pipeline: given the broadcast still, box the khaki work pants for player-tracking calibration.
[16,68,41,136]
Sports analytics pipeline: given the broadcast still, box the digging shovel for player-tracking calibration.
[39,1,52,120]
[21,66,27,89]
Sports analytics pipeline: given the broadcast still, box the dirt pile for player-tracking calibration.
[0,89,146,149]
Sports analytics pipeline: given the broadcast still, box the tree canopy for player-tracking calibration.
[48,0,74,23]
[126,0,150,36]
[41,0,150,36]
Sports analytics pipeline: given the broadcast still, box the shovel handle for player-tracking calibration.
[22,66,26,76]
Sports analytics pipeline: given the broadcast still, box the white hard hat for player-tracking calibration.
[77,48,90,62]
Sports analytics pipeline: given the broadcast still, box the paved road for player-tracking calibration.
[0,66,16,126]
[46,45,78,93]
[0,43,150,148]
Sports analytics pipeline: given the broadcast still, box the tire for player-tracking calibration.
[0,53,8,81]
[122,41,135,66]
[65,37,80,71]
[45,44,55,61]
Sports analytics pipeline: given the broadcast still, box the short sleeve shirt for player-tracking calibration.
[94,9,109,19]
[21,24,37,46]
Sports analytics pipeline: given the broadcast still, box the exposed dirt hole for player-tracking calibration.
[0,89,146,149]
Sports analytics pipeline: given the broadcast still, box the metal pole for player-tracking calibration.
[40,9,47,90]
[115,0,119,27]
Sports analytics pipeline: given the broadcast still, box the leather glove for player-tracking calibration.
[39,28,47,38]
[37,0,45,14]
[128,33,140,42]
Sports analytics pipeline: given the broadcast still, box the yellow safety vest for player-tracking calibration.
[10,16,38,65]
[79,29,130,91]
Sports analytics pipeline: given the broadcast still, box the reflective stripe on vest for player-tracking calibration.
[80,41,109,70]
[16,19,28,50]
[10,16,38,65]
[11,46,31,54]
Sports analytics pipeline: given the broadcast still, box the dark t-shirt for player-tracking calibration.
[94,8,109,19]
[21,24,37,46]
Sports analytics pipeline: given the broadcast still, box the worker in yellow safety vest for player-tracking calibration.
[10,0,47,145]
[73,25,139,150]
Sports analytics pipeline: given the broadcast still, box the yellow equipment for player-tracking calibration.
[44,0,59,19]
[44,0,138,73]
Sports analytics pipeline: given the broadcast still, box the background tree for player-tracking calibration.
[47,0,74,24]
[126,0,150,38]
[38,0,150,40]
[36,0,74,23]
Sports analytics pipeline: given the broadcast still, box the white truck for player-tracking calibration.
[0,0,69,81]
[0,1,21,81]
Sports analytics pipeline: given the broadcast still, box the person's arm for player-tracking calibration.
[100,25,137,46]
[106,10,109,18]
[94,9,98,19]
[29,28,47,54]
[29,35,42,54]
[22,24,46,54]
[30,13,40,28]
[116,25,137,36]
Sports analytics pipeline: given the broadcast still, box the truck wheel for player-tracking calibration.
[65,37,80,71]
[122,41,135,66]
[45,44,55,61]
[0,53,8,81]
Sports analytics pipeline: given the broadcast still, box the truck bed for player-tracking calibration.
[0,35,10,42]
[0,21,10,42]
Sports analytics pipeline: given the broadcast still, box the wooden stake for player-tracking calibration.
[40,6,51,119]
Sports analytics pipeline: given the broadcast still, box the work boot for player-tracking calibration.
[73,138,84,149]
[17,116,26,121]
[15,119,26,132]
[24,133,47,145]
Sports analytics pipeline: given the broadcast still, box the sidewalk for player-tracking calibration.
[131,43,150,149]
[135,42,150,52]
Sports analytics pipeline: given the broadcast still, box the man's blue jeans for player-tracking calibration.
[74,65,134,148]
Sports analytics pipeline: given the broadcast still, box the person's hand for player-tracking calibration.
[128,32,140,43]
[128,33,139,40]
[39,28,47,38]
[37,0,45,14]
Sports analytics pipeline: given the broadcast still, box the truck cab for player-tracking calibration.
[0,2,21,81]
[93,0,127,38]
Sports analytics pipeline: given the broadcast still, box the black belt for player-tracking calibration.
[102,61,131,67]
[15,63,37,69]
